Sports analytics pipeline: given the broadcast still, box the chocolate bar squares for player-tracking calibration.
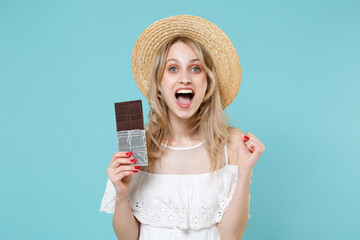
[114,100,148,166]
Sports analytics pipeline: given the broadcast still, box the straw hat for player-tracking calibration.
[131,15,241,109]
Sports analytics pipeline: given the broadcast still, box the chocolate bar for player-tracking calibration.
[114,100,144,131]
[114,100,148,166]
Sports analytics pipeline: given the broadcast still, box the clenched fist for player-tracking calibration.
[237,132,265,172]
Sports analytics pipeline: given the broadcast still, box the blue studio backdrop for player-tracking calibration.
[1,0,359,239]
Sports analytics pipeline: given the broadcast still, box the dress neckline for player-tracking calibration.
[137,164,238,177]
[161,141,204,150]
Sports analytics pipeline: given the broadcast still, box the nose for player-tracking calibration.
[179,71,192,85]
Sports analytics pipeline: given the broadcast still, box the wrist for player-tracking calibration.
[238,168,253,180]
[115,194,129,203]
[238,166,253,175]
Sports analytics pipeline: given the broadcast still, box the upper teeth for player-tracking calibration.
[176,89,193,94]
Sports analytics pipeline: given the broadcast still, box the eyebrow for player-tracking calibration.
[166,58,200,63]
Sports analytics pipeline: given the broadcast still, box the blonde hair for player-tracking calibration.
[145,36,230,173]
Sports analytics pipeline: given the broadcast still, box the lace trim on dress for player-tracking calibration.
[99,166,252,225]
[130,182,236,230]
[128,165,242,230]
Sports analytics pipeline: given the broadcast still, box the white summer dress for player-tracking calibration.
[100,142,251,240]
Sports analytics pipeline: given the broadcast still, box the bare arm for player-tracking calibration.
[218,169,252,239]
[106,151,142,240]
[218,128,265,240]
[112,195,140,240]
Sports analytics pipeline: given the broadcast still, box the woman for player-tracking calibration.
[100,15,265,240]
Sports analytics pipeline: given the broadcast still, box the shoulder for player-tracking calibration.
[226,127,246,165]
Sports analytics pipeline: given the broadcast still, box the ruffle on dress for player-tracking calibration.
[100,164,251,230]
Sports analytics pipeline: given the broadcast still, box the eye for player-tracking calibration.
[191,66,201,72]
[169,66,178,72]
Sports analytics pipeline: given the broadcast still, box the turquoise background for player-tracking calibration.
[1,0,359,239]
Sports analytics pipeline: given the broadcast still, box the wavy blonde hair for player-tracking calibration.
[145,36,230,173]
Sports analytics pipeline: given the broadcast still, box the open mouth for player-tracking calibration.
[175,90,194,106]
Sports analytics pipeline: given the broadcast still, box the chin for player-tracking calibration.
[174,104,201,120]
[173,110,196,120]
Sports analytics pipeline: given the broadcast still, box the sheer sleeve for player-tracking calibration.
[99,178,116,214]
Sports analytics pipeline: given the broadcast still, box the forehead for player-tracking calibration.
[166,41,199,60]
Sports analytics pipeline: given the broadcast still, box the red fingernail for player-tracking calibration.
[133,170,138,173]
[244,136,249,140]
[135,166,140,169]
[130,159,137,163]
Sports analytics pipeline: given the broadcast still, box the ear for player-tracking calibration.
[157,83,163,94]
[157,89,162,99]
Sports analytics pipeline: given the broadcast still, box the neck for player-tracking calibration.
[167,111,201,147]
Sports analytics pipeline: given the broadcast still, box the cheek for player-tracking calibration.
[159,80,169,94]
[159,80,173,100]
[159,76,168,93]
[198,75,208,95]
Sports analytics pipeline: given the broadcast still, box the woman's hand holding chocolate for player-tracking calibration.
[106,151,139,199]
